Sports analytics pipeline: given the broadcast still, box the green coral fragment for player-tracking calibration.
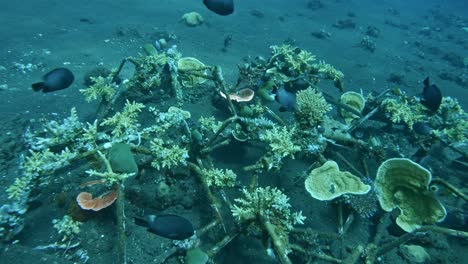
[269,44,316,77]
[100,100,145,139]
[382,97,425,128]
[312,61,345,89]
[80,76,117,102]
[231,187,305,231]
[295,87,331,127]
[150,138,189,170]
[85,150,135,184]
[52,215,81,242]
[202,168,237,188]
[259,125,301,160]
[198,116,223,134]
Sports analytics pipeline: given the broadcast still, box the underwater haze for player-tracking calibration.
[0,0,467,263]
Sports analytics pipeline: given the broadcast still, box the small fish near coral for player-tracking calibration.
[420,77,442,112]
[32,68,74,93]
[275,87,296,112]
[134,214,194,240]
[203,0,234,16]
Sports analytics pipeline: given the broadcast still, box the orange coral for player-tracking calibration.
[76,188,118,211]
[220,88,255,102]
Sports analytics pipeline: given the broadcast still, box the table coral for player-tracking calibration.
[304,160,371,201]
[375,158,447,232]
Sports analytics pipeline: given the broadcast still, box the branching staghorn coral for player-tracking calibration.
[258,125,301,170]
[312,60,345,89]
[84,150,135,185]
[231,187,305,229]
[231,187,305,264]
[52,215,81,243]
[432,97,468,143]
[25,107,83,151]
[382,97,425,128]
[34,215,89,262]
[269,44,316,74]
[100,100,145,140]
[80,76,117,103]
[150,138,189,170]
[295,87,331,128]
[201,168,237,188]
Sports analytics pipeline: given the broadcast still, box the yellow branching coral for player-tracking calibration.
[269,44,316,75]
[100,100,145,138]
[231,186,305,231]
[295,87,331,127]
[433,97,468,142]
[150,138,189,170]
[85,150,135,185]
[80,76,117,102]
[198,116,223,134]
[52,215,81,242]
[312,61,344,87]
[382,98,425,128]
[202,168,237,188]
[259,125,301,159]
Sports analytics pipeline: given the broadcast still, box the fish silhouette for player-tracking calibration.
[32,68,74,93]
[420,77,442,112]
[203,0,234,16]
[134,214,194,240]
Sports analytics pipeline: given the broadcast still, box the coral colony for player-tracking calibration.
[1,43,467,263]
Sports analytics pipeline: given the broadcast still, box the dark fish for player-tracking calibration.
[412,122,433,136]
[275,87,296,112]
[32,68,74,93]
[134,214,194,240]
[420,77,442,112]
[203,0,234,16]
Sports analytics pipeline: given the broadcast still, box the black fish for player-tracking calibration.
[32,68,74,93]
[412,122,433,136]
[275,87,296,112]
[420,77,442,112]
[203,0,234,16]
[134,214,194,240]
